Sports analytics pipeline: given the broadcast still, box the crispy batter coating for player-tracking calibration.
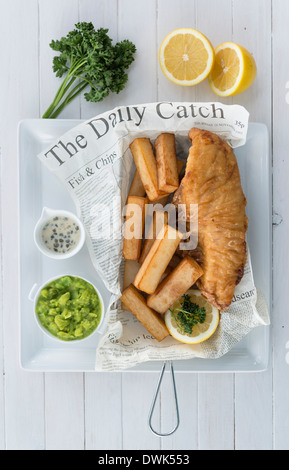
[173,128,248,311]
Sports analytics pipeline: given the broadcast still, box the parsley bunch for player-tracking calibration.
[42,22,136,119]
[171,294,206,335]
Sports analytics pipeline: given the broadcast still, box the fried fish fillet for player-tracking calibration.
[173,128,248,311]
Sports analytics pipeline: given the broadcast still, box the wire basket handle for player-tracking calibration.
[148,360,180,437]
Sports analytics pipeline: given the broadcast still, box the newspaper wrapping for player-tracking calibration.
[37,101,270,371]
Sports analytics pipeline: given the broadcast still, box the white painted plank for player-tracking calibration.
[117,0,158,105]
[122,373,161,450]
[0,0,46,450]
[39,0,81,119]
[161,372,198,450]
[45,373,85,450]
[196,0,233,51]
[157,0,197,102]
[195,0,233,104]
[78,0,123,452]
[232,0,272,125]
[84,373,123,450]
[232,0,273,451]
[156,0,199,449]
[195,0,235,451]
[79,0,120,118]
[198,374,235,450]
[0,138,5,449]
[117,0,161,451]
[235,368,273,450]
[272,0,289,451]
[38,0,89,451]
[0,0,282,451]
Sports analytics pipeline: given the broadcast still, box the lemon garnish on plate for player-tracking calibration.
[159,28,215,86]
[208,42,257,97]
[165,289,219,344]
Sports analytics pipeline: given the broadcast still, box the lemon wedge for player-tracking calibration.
[165,289,219,344]
[208,42,257,97]
[159,28,215,86]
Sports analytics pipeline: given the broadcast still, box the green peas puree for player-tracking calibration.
[36,276,102,341]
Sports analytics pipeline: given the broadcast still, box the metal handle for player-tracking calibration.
[148,360,180,437]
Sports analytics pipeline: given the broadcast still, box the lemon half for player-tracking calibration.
[208,42,257,97]
[159,28,215,86]
[165,289,219,344]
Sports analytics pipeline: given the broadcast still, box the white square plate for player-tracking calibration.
[18,119,271,372]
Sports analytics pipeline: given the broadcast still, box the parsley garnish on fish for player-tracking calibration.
[171,294,206,335]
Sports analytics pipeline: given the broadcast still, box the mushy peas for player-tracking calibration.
[36,276,102,341]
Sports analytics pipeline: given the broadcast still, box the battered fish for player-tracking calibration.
[173,128,248,311]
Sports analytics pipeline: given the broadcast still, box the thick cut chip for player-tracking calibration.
[155,133,179,193]
[139,210,169,264]
[121,284,170,342]
[129,138,168,202]
[122,260,141,310]
[133,224,183,294]
[147,256,204,314]
[128,169,146,198]
[123,196,147,260]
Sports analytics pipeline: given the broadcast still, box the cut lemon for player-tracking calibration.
[165,289,219,344]
[159,28,215,86]
[208,42,257,97]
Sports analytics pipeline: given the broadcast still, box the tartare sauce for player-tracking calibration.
[41,216,81,254]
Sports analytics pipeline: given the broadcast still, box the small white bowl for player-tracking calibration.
[29,274,104,343]
[34,207,86,260]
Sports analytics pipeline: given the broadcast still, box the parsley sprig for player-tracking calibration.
[43,22,136,119]
[171,294,206,335]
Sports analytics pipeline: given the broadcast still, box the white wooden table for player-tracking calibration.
[0,0,287,450]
